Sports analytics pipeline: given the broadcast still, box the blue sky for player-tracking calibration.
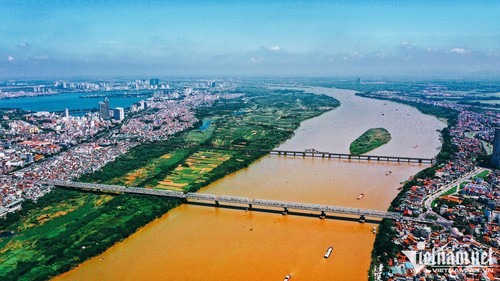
[1,0,499,78]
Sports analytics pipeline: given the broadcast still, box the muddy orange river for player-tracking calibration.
[54,87,445,281]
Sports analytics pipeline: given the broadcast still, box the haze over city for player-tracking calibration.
[1,0,500,78]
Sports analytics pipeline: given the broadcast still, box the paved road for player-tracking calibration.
[418,167,488,224]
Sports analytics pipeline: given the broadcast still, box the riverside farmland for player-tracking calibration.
[0,87,339,281]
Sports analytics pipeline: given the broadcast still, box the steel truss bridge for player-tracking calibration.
[44,180,433,224]
[269,149,435,164]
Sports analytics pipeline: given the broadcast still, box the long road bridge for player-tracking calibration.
[153,144,435,164]
[44,180,433,224]
[269,149,435,164]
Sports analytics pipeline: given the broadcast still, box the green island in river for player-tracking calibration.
[349,128,391,155]
[0,87,339,281]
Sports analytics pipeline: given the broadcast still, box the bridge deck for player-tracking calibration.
[44,180,434,223]
[269,149,434,163]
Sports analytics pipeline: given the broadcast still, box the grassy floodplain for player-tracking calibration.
[349,128,391,155]
[0,87,339,281]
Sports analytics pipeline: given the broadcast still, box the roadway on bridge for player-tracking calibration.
[44,180,434,224]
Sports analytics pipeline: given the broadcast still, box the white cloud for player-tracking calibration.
[270,46,281,51]
[400,42,414,50]
[17,42,30,48]
[249,57,263,64]
[450,48,470,55]
[351,52,364,59]
[7,56,15,62]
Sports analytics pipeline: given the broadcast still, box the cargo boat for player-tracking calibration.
[324,246,333,258]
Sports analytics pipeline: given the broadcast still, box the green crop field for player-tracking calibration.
[0,87,340,281]
[111,149,191,187]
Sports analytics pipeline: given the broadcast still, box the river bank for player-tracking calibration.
[54,87,445,281]
[0,87,339,281]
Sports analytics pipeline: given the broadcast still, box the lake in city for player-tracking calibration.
[0,91,145,113]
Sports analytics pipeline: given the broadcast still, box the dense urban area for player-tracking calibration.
[0,79,240,211]
[0,78,341,280]
[348,82,500,280]
[1,78,499,280]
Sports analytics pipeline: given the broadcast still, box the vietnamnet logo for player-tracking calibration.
[402,242,496,273]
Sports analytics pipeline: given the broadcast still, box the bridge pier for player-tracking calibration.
[52,180,426,224]
[319,211,326,219]
[359,215,366,223]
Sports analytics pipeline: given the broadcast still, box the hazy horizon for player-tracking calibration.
[1,1,499,79]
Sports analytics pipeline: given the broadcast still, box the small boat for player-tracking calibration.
[284,274,292,281]
[324,246,334,258]
[372,227,377,234]
[357,193,364,200]
[413,145,418,148]
[385,171,392,176]
[397,186,403,190]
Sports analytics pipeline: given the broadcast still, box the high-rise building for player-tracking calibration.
[113,107,125,121]
[138,100,146,110]
[64,108,69,120]
[149,78,159,86]
[98,97,110,119]
[492,128,500,168]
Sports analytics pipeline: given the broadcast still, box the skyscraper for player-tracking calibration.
[98,97,110,119]
[149,78,159,86]
[492,128,500,168]
[113,107,124,121]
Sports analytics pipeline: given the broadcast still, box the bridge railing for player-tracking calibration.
[219,195,251,204]
[46,180,411,222]
[269,149,434,163]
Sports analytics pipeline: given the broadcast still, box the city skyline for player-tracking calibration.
[1,1,500,78]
